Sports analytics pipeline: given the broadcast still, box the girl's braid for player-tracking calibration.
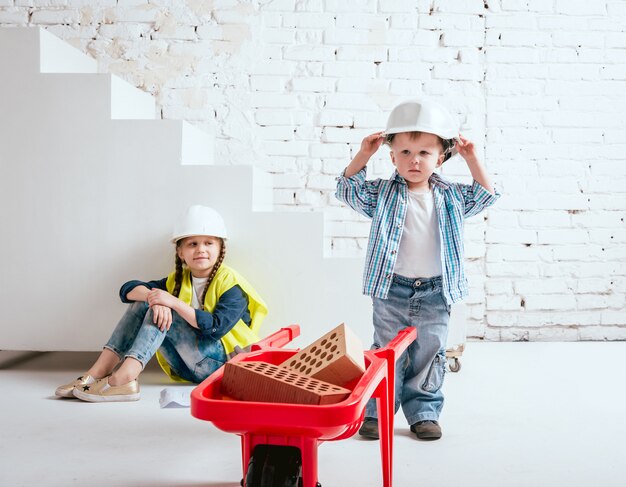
[172,252,184,297]
[199,239,226,310]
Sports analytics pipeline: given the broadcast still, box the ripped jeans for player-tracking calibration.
[104,301,226,383]
[364,274,450,425]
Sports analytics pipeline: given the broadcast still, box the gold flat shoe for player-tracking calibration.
[72,377,140,402]
[55,373,97,398]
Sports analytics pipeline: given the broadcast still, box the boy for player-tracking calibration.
[335,99,499,440]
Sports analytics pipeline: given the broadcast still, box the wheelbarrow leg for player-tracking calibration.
[377,375,394,487]
[386,349,396,487]
[374,343,400,487]
[240,433,253,484]
[300,437,319,487]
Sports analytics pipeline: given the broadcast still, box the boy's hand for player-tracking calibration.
[456,134,479,165]
[359,132,385,159]
[343,131,385,178]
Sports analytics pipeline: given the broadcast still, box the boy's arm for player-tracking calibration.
[465,158,494,195]
[456,180,500,218]
[335,132,385,218]
[343,148,374,178]
[456,135,495,195]
[455,135,500,217]
[335,167,380,218]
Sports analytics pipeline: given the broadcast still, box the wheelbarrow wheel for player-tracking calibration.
[245,445,303,487]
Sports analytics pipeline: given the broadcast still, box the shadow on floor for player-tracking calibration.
[134,482,240,487]
[1,351,164,373]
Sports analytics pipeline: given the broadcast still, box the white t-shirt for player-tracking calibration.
[393,189,442,278]
[191,276,209,310]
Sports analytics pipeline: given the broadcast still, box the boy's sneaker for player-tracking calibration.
[55,373,97,398]
[358,417,379,440]
[410,420,442,440]
[72,377,140,402]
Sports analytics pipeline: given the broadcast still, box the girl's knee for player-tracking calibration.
[193,354,225,382]
[128,301,150,315]
[140,305,159,325]
[167,310,192,332]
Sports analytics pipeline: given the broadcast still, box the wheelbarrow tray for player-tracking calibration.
[192,347,390,441]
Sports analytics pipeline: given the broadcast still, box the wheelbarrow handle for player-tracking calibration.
[372,326,417,360]
[250,325,301,351]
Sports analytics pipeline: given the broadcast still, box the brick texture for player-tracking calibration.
[221,361,351,405]
[1,0,624,340]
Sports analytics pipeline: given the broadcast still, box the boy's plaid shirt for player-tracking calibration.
[335,167,500,303]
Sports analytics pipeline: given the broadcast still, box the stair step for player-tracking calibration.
[0,26,373,352]
[111,75,156,120]
[39,28,98,74]
[0,27,97,74]
[181,121,214,165]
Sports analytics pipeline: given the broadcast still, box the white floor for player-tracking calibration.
[1,342,625,487]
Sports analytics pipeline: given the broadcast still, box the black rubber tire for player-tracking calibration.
[245,445,302,487]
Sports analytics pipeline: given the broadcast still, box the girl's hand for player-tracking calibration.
[151,304,172,332]
[359,132,385,159]
[456,134,479,165]
[147,289,177,309]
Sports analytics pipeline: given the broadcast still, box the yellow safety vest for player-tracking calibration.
[155,264,268,382]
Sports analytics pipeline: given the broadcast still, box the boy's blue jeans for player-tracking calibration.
[104,301,227,383]
[364,274,450,425]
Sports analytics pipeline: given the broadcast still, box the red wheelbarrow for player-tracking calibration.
[191,325,417,487]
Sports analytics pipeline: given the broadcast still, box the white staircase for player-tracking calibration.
[0,27,371,351]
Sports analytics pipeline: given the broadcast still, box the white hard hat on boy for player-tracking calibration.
[172,205,228,243]
[385,98,459,140]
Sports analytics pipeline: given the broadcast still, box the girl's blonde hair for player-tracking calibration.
[172,238,226,310]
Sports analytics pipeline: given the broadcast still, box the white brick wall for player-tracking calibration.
[483,0,626,341]
[1,0,625,341]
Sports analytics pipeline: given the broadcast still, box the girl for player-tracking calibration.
[55,205,268,402]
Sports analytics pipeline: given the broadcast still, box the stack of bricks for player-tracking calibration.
[220,361,352,406]
[278,322,365,387]
[221,323,365,405]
